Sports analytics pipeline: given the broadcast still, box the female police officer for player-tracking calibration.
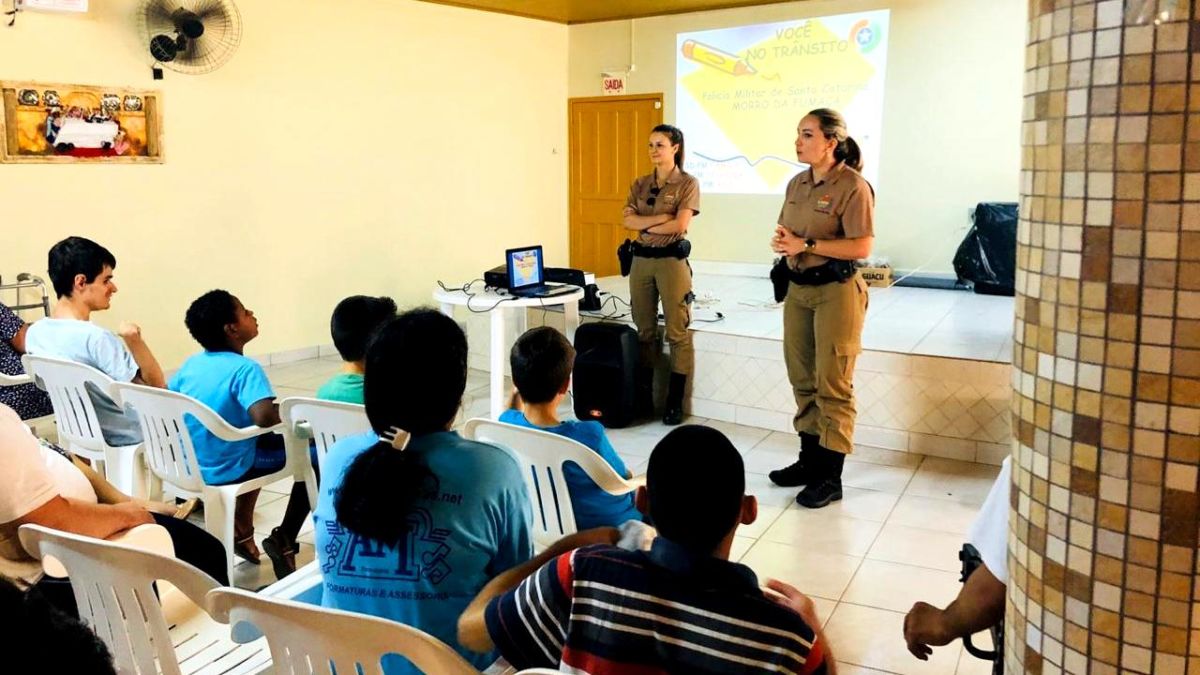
[768,108,874,508]
[620,124,699,425]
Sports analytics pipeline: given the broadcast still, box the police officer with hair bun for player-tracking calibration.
[768,108,874,509]
[620,124,700,426]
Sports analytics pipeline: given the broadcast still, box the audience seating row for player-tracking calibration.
[21,524,556,674]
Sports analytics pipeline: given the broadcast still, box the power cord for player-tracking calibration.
[437,279,519,313]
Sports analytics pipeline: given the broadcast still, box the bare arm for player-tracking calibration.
[903,563,1006,660]
[10,323,28,354]
[645,208,695,236]
[622,208,672,231]
[11,495,153,541]
[248,398,281,427]
[118,322,166,388]
[458,527,619,653]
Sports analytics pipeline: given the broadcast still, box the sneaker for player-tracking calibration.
[768,459,810,488]
[262,528,297,580]
[796,479,843,509]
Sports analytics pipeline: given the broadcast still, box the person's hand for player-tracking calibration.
[508,388,524,412]
[112,500,155,528]
[903,601,950,660]
[763,578,820,628]
[771,228,806,257]
[117,321,143,342]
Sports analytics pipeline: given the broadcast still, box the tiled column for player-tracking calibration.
[1014,1,1200,673]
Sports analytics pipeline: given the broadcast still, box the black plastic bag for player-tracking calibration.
[953,202,1017,296]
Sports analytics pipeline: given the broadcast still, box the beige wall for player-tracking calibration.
[0,0,567,367]
[568,0,1025,273]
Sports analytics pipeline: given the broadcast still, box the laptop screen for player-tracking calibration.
[506,245,544,291]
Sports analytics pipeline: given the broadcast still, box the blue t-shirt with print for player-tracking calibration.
[314,430,533,674]
[498,409,642,529]
[168,351,276,484]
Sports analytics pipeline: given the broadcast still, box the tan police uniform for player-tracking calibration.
[623,166,700,375]
[778,162,873,455]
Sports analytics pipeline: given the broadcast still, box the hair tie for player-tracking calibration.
[382,427,411,451]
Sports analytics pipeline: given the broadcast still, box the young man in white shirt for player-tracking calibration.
[24,237,166,445]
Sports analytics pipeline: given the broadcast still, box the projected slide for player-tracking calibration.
[676,11,889,194]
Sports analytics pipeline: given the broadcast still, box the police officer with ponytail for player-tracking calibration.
[620,124,700,425]
[768,109,874,509]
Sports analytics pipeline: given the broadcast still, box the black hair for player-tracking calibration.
[510,326,575,404]
[651,123,687,173]
[0,577,116,675]
[647,425,745,553]
[184,289,239,352]
[330,295,398,362]
[334,308,468,543]
[47,236,116,299]
[806,108,863,172]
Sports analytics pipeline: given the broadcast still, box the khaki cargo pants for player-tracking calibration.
[629,256,694,376]
[783,273,869,454]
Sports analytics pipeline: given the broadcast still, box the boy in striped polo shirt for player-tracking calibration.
[458,425,834,674]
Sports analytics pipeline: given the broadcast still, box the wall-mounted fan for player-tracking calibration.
[137,0,242,75]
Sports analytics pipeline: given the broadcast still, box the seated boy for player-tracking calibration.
[500,326,642,529]
[25,237,166,445]
[315,295,397,404]
[168,290,309,579]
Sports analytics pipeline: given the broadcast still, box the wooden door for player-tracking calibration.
[568,94,663,277]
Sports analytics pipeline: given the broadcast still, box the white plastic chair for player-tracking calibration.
[18,524,271,675]
[462,418,640,549]
[207,587,478,675]
[278,396,371,506]
[111,382,294,582]
[0,370,32,386]
[22,354,145,496]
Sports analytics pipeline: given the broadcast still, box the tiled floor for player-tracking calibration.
[214,355,1002,675]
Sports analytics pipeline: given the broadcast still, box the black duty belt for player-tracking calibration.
[789,259,856,286]
[631,240,691,259]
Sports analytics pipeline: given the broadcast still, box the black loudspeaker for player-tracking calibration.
[573,322,638,429]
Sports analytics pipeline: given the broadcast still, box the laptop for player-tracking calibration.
[506,245,576,298]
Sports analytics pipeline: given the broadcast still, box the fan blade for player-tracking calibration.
[190,0,224,19]
[179,35,200,62]
[143,0,183,32]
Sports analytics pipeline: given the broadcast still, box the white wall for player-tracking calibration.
[568,0,1025,273]
[0,0,568,366]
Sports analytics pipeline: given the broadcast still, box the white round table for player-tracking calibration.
[434,283,584,418]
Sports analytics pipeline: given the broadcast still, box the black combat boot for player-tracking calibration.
[768,432,820,487]
[796,445,845,509]
[662,372,688,425]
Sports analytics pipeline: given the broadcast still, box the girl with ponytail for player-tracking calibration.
[314,308,532,672]
[767,108,875,510]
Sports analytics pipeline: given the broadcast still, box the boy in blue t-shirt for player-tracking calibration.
[499,326,642,529]
[169,290,310,579]
[314,295,397,405]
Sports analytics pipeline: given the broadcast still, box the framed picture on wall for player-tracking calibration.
[0,81,163,163]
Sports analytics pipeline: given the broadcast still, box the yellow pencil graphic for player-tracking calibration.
[681,39,757,76]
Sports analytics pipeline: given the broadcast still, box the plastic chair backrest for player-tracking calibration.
[18,524,224,675]
[278,396,371,496]
[462,418,633,549]
[207,587,478,675]
[110,382,241,493]
[21,354,115,451]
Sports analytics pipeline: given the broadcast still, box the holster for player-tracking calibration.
[617,240,634,277]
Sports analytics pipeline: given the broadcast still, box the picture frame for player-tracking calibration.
[0,81,163,163]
